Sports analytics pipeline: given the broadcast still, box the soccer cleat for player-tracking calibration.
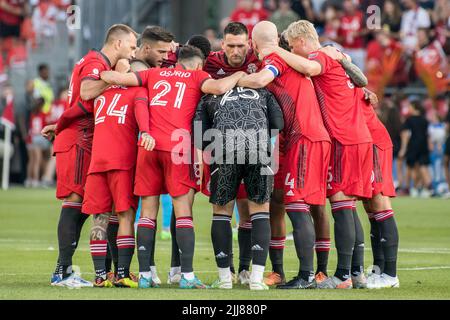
[138,275,160,289]
[160,230,171,240]
[276,277,317,289]
[54,273,82,289]
[211,278,233,289]
[115,277,138,288]
[71,274,93,287]
[351,273,367,289]
[151,271,162,285]
[130,272,138,282]
[106,272,116,283]
[317,276,353,289]
[179,275,209,289]
[51,273,62,286]
[167,272,182,285]
[263,272,285,286]
[367,273,400,289]
[238,270,251,285]
[249,280,269,291]
[314,272,328,285]
[93,277,114,288]
[366,273,382,289]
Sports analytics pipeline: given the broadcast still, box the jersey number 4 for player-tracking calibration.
[94,93,128,125]
[150,80,186,109]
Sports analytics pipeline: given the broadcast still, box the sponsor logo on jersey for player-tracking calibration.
[217,68,226,75]
[308,52,318,59]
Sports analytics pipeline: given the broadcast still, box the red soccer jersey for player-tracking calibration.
[339,12,364,49]
[135,65,211,153]
[357,88,393,150]
[308,50,372,145]
[204,50,260,79]
[262,53,330,150]
[89,86,150,174]
[0,0,25,26]
[54,49,112,153]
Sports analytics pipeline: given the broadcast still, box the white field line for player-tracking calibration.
[1,266,450,277]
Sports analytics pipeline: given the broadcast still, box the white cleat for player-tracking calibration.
[366,273,382,289]
[249,280,269,291]
[351,273,367,289]
[71,274,94,287]
[152,272,162,285]
[238,270,251,285]
[167,272,182,285]
[367,273,399,289]
[54,273,83,289]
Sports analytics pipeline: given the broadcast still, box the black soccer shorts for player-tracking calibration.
[209,160,274,206]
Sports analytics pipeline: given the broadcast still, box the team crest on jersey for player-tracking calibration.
[308,52,318,59]
[93,68,99,75]
[247,63,258,73]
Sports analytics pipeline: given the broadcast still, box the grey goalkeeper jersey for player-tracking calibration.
[194,87,284,158]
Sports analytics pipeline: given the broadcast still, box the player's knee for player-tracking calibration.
[65,193,83,203]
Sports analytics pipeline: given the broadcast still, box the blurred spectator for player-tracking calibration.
[414,28,449,99]
[366,28,406,97]
[400,0,431,54]
[399,98,433,198]
[28,63,54,114]
[444,109,450,198]
[25,95,48,188]
[291,0,315,21]
[204,28,222,52]
[0,0,27,40]
[381,0,403,39]
[270,0,299,33]
[379,97,405,192]
[0,52,6,84]
[321,12,341,44]
[428,111,447,193]
[432,0,450,53]
[31,0,59,42]
[226,0,269,36]
[338,0,367,71]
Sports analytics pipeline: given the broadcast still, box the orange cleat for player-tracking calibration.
[315,272,328,284]
[263,272,286,286]
[336,278,353,289]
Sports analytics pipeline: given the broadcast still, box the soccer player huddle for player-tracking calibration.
[42,19,400,291]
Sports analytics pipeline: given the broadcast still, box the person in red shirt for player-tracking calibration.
[228,0,268,37]
[41,24,138,288]
[265,19,399,289]
[100,45,245,289]
[0,0,26,39]
[338,0,367,71]
[238,21,331,289]
[203,22,262,284]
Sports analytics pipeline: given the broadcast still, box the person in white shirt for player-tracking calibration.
[400,0,431,53]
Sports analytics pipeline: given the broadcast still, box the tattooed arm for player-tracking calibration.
[339,58,368,88]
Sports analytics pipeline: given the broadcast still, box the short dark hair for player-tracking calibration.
[187,35,212,58]
[141,26,174,44]
[105,24,137,44]
[178,45,205,63]
[38,64,49,73]
[223,22,248,37]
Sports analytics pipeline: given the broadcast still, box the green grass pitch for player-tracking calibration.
[0,188,449,300]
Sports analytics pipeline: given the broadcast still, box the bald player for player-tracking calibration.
[238,21,331,289]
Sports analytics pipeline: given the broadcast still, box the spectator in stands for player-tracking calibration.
[432,0,450,53]
[0,52,6,85]
[380,96,406,194]
[40,87,67,187]
[270,0,299,34]
[399,98,433,198]
[338,0,368,71]
[381,0,403,39]
[321,8,341,44]
[31,0,59,43]
[226,0,268,36]
[290,0,315,22]
[0,0,27,40]
[25,95,47,188]
[28,63,54,115]
[400,0,431,54]
[428,110,447,194]
[444,109,450,198]
[204,28,222,52]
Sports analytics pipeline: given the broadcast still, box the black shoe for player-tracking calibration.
[276,276,317,289]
